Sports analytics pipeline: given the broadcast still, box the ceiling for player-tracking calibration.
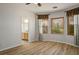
[1,3,78,14]
[24,3,79,14]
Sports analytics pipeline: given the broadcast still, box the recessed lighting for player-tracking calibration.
[52,6,58,9]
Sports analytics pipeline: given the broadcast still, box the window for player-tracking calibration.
[67,16,74,35]
[66,7,79,45]
[39,19,48,34]
[38,15,48,34]
[67,7,79,35]
[51,17,64,34]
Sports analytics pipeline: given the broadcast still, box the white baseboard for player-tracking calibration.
[0,43,22,51]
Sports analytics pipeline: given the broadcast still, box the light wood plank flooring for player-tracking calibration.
[0,41,79,55]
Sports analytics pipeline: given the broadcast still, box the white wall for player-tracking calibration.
[40,11,75,45]
[0,4,36,51]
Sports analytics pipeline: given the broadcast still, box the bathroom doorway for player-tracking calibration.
[22,18,29,42]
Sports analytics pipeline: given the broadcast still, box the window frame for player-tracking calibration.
[51,17,64,34]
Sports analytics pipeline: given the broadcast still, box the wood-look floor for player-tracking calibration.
[0,41,79,55]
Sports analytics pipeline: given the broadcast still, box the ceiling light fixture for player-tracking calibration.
[25,3,42,7]
[52,6,58,9]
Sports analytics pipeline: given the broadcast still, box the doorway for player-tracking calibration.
[22,18,29,42]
